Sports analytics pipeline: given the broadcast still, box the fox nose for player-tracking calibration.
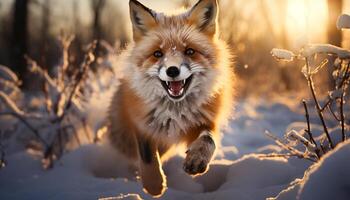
[166,66,180,78]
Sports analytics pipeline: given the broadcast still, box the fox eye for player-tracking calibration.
[185,48,195,56]
[153,50,163,58]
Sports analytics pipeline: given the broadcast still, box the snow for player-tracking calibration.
[285,130,316,152]
[271,48,295,62]
[0,95,348,200]
[102,194,143,200]
[337,14,350,30]
[272,140,350,200]
[300,44,350,59]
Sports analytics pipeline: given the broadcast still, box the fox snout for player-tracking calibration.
[166,66,180,78]
[158,59,193,100]
[159,63,191,81]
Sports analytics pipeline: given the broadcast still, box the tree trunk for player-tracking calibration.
[92,0,105,42]
[91,0,106,70]
[327,0,343,89]
[327,0,342,46]
[11,0,29,82]
[40,0,51,69]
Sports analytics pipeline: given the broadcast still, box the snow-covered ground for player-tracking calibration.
[0,97,349,200]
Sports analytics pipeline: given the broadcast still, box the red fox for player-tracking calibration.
[108,0,234,197]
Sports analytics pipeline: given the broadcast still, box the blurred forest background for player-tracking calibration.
[0,0,349,97]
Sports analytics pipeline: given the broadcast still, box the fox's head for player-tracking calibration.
[126,0,230,104]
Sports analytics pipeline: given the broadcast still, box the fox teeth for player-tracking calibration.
[168,88,184,96]
[166,80,185,86]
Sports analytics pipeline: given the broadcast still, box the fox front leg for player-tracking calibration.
[137,138,167,197]
[183,130,216,175]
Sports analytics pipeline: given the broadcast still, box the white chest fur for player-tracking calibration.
[140,94,214,141]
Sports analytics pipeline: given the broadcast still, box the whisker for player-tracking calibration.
[191,67,206,73]
[190,64,206,73]
[146,65,160,76]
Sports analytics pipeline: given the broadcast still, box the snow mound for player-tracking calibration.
[207,155,309,200]
[272,140,350,200]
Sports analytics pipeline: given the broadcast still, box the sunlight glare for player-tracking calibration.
[286,0,328,49]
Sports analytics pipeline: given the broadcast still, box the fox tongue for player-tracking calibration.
[169,81,183,95]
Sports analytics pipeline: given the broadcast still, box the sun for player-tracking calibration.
[286,0,328,48]
[287,0,308,26]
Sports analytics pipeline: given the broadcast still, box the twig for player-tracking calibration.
[25,55,56,88]
[302,100,320,159]
[0,92,44,120]
[265,130,306,157]
[336,61,349,142]
[57,34,75,86]
[320,98,333,112]
[43,81,52,113]
[327,104,341,121]
[0,131,6,169]
[340,86,346,141]
[257,153,317,163]
[311,59,328,75]
[0,78,21,93]
[0,112,48,148]
[56,43,96,122]
[337,62,350,89]
[305,58,334,149]
[286,130,317,152]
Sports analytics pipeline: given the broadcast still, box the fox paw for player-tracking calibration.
[142,179,166,197]
[183,148,209,175]
[183,133,215,175]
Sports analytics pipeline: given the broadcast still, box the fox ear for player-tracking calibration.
[129,0,157,42]
[188,0,218,37]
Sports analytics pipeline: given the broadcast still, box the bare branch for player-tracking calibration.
[56,42,96,122]
[302,100,318,147]
[337,61,350,89]
[265,130,306,157]
[327,104,341,121]
[257,153,317,163]
[0,65,21,85]
[285,130,317,153]
[305,58,334,149]
[320,98,333,112]
[0,91,43,119]
[340,84,346,142]
[0,78,21,93]
[311,59,328,75]
[0,112,48,148]
[0,131,6,169]
[25,55,56,88]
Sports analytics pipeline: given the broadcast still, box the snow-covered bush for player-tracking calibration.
[0,35,118,169]
[269,14,350,162]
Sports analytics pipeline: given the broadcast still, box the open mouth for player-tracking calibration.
[160,75,193,99]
